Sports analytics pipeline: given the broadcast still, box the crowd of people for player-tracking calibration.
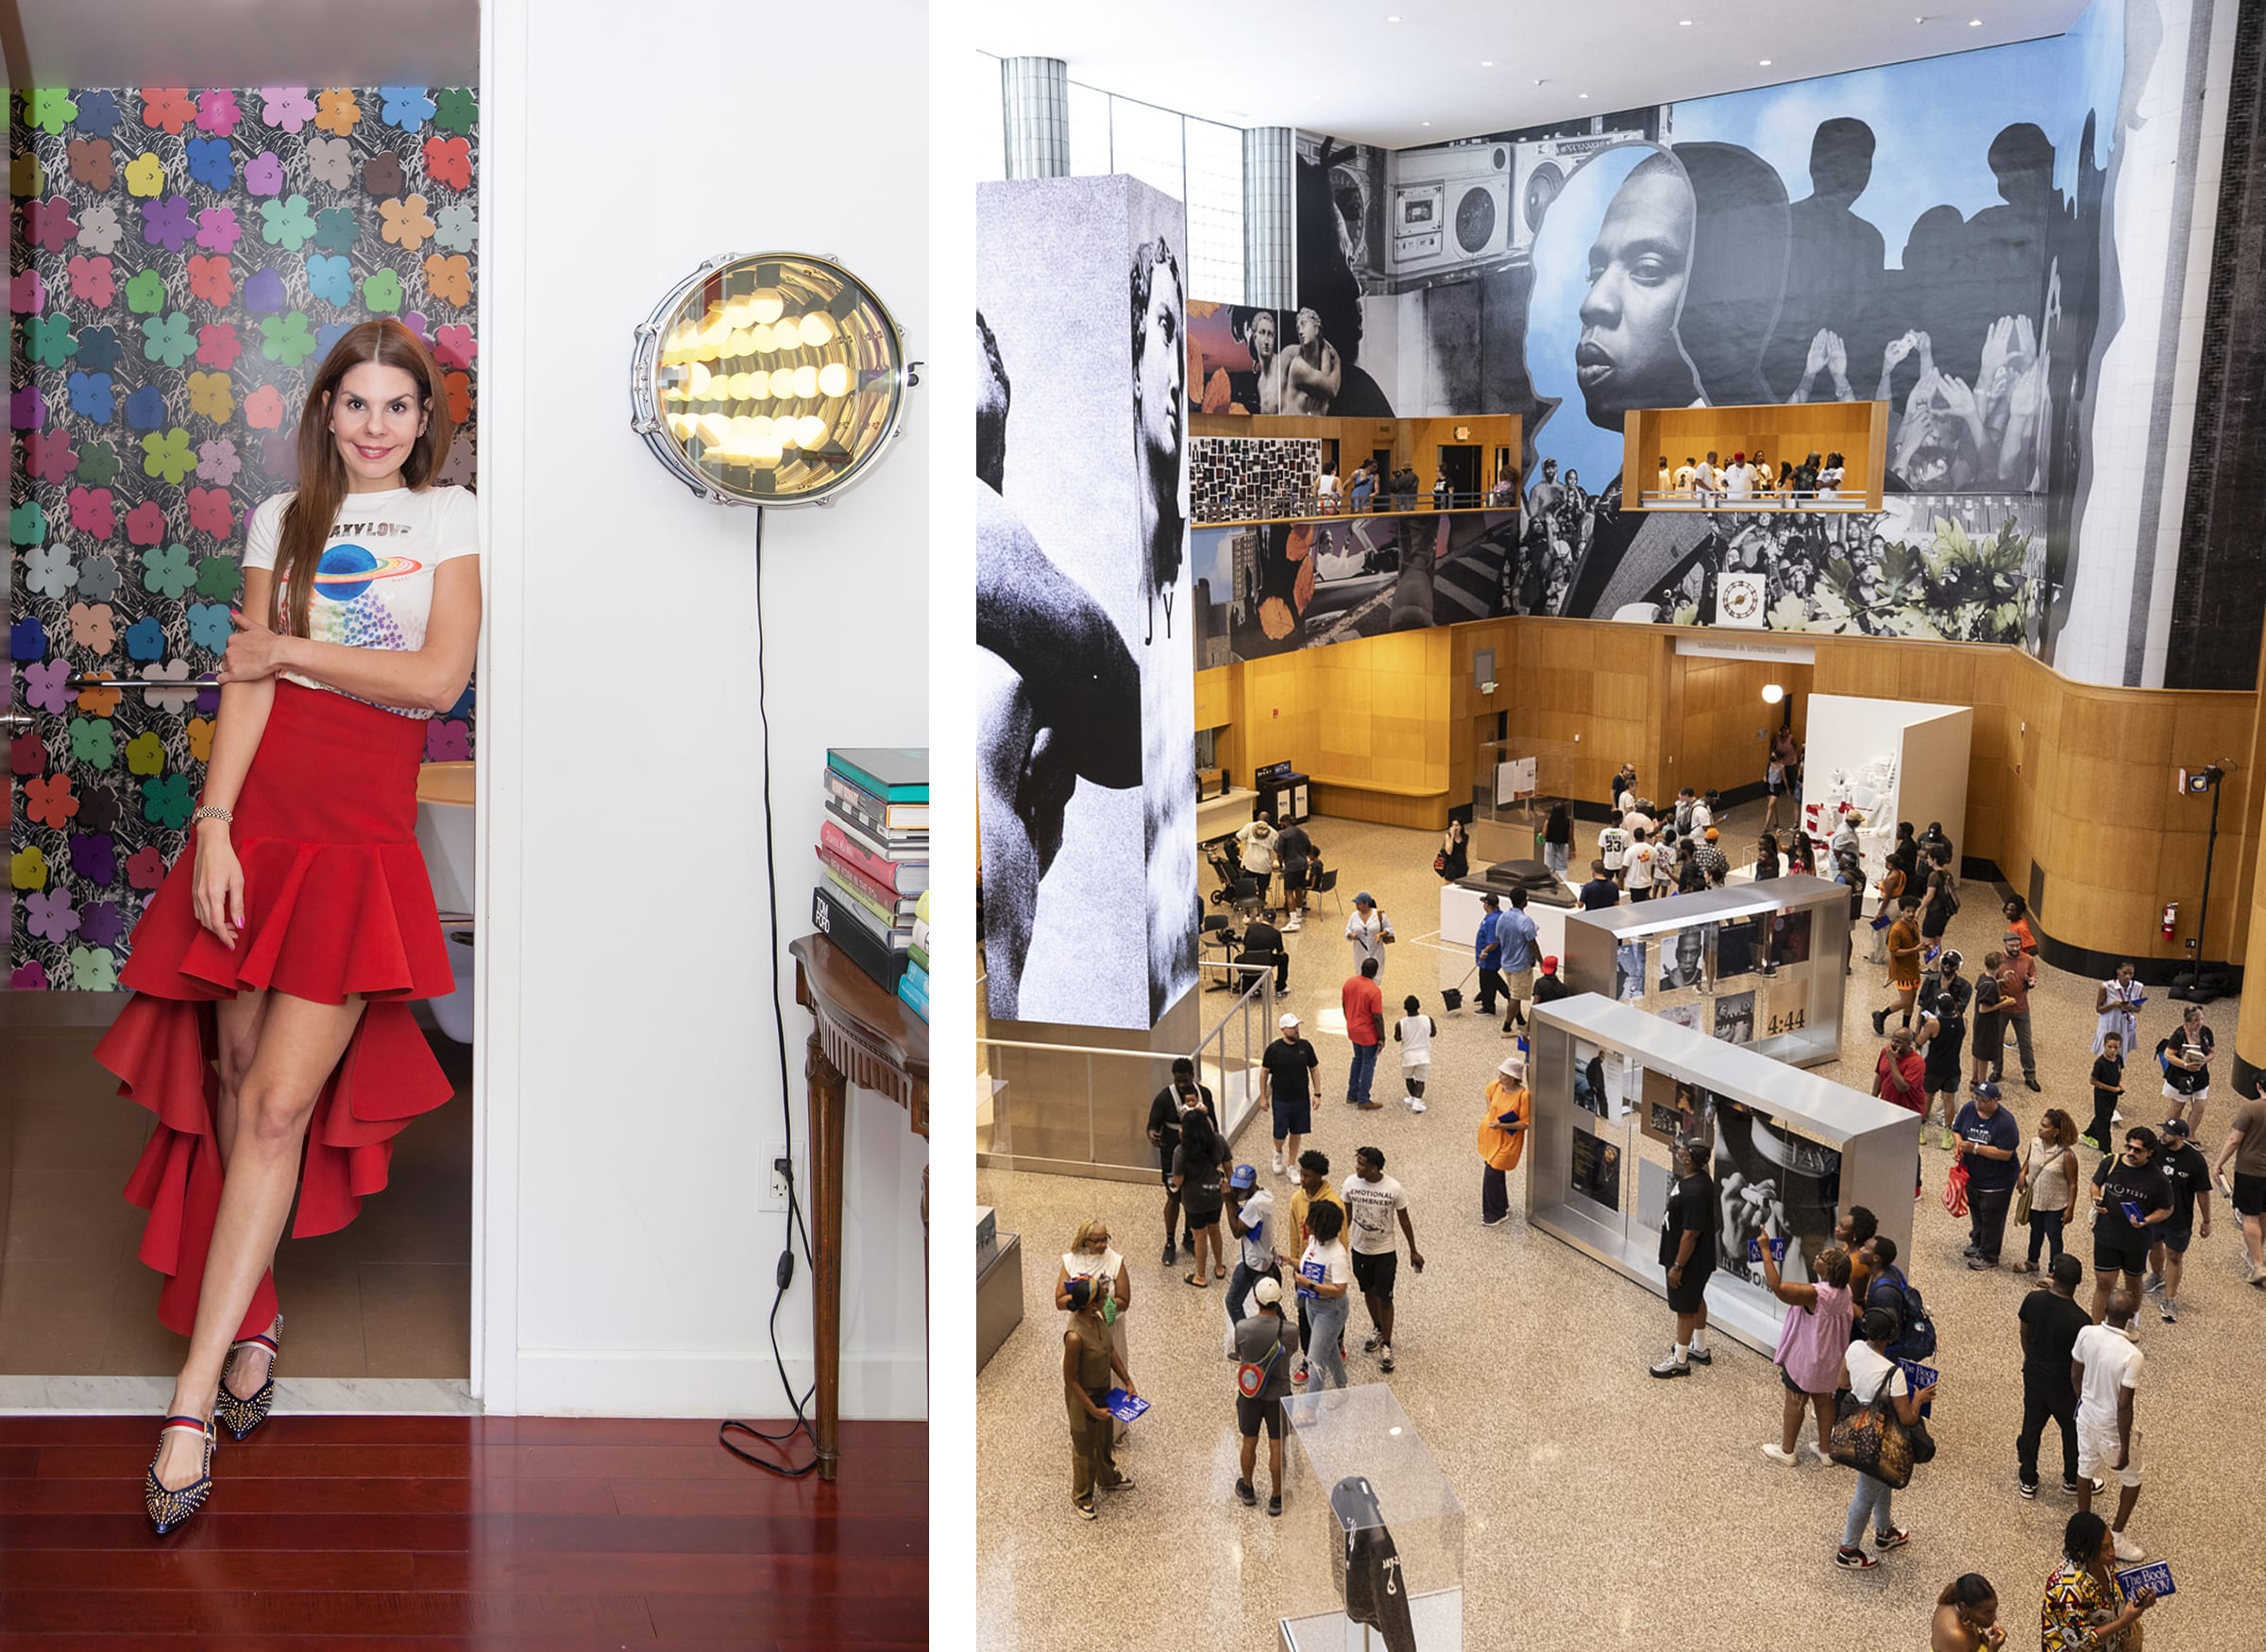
[1653,448,1851,508]
[1040,770,2260,1651]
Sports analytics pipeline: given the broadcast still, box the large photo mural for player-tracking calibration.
[1182,2,2190,676]
[8,86,479,989]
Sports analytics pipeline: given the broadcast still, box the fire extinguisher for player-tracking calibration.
[2161,901,2177,940]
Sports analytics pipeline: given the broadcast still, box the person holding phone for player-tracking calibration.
[1759,1241,1854,1464]
[2071,1290,2148,1561]
[2042,1512,2156,1649]
[2089,1129,2171,1322]
[1835,1306,1934,1569]
[2155,1004,2214,1136]
[1294,1201,1354,1392]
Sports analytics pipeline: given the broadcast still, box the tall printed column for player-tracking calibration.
[976,177,1196,1031]
[999,58,1070,181]
[1243,126,1295,310]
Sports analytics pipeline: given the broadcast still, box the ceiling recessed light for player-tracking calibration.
[1421,121,1431,126]
[1480,59,1494,66]
[1579,92,1589,98]
[1759,58,1772,65]
[1679,17,1693,24]
[1970,15,1983,23]
[1387,12,1400,19]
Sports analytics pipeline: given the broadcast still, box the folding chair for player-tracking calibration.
[1312,867,1343,917]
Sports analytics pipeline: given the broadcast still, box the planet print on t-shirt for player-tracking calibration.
[312,543,424,602]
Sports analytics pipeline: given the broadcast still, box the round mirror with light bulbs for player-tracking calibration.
[630,252,911,508]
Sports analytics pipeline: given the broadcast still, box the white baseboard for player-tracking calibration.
[507,1348,929,1420]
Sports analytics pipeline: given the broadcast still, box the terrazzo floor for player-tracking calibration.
[976,805,2266,1651]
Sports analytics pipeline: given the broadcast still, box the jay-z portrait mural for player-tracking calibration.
[1187,1,2216,686]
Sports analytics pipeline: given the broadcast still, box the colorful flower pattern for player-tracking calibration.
[9,85,478,987]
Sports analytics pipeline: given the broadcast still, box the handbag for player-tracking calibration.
[1827,1367,1915,1490]
[1433,852,1448,873]
[2015,1179,2034,1226]
[1942,1159,1970,1218]
[1237,1328,1286,1399]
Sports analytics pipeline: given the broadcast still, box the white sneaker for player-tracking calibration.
[1408,1097,1427,1114]
[2111,1530,2145,1563]
[1802,1442,1832,1464]
[1271,1154,1285,1176]
[1759,1444,1799,1466]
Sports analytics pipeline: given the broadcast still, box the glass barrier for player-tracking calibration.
[977,960,1276,1178]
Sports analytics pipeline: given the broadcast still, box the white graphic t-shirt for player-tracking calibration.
[243,484,479,719]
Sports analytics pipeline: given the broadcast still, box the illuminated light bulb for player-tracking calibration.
[721,298,755,329]
[728,414,762,455]
[798,312,836,346]
[666,413,698,442]
[723,371,753,400]
[818,360,851,397]
[798,413,828,447]
[750,291,785,325]
[769,367,797,397]
[726,329,756,357]
[685,362,713,398]
[696,412,733,447]
[791,364,819,398]
[742,372,769,402]
[748,322,774,353]
[777,421,800,449]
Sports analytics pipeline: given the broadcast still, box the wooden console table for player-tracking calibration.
[789,934,929,1481]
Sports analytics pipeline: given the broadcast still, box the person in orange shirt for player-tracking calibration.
[2003,894,2039,957]
[1478,1054,1531,1228]
[1342,957,1386,1110]
[1872,896,1924,1036]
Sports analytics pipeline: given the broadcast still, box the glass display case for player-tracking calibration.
[1559,875,1850,1069]
[1527,992,1919,1356]
[1279,1385,1464,1652]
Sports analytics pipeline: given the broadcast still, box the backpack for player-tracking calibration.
[1869,1266,1936,1361]
[1972,971,2003,1012]
[1675,800,1696,836]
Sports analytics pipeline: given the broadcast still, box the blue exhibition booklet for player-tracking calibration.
[1898,1358,1939,1419]
[1745,1236,1790,1264]
[2114,1560,2174,1599]
[1104,1388,1149,1424]
[2120,1200,2147,1225]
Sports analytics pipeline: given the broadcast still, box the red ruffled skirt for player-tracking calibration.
[93,681,457,1340]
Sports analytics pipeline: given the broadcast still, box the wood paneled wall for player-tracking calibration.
[1199,618,2265,970]
[1626,400,1889,510]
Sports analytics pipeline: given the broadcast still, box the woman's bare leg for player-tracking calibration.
[156,991,364,1491]
[208,992,283,1399]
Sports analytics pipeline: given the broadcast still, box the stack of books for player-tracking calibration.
[899,890,930,1021]
[813,747,928,995]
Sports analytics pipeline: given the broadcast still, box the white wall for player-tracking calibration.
[1895,709,1973,873]
[476,0,930,1418]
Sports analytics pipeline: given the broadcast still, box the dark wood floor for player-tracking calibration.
[0,1414,925,1648]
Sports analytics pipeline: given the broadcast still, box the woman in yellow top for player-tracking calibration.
[1478,1053,1530,1228]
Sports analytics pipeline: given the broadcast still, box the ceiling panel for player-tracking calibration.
[972,0,2090,147]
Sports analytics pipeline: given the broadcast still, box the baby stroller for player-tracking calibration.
[1207,841,1254,910]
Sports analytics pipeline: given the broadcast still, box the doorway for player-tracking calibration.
[1437,444,1482,506]
[2,63,481,1408]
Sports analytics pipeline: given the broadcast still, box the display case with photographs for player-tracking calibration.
[1525,991,1918,1357]
[1561,877,1850,1070]
[1277,1384,1466,1652]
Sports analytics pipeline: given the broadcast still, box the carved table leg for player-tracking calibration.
[807,1028,848,1482]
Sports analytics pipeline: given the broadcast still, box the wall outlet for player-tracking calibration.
[762,1143,791,1212]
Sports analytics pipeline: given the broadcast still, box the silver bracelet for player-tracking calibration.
[192,805,232,826]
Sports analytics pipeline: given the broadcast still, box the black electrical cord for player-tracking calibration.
[721,507,820,1478]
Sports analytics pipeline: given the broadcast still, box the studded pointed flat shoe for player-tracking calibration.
[145,1414,216,1536]
[214,1313,283,1442]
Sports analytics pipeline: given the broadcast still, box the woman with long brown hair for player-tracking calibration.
[93,320,478,1534]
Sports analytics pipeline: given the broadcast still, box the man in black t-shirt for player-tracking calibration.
[1145,1057,1212,1266]
[1649,1136,1717,1378]
[1237,907,1290,996]
[2090,1127,2172,1321]
[2143,1117,2214,1324]
[1260,1013,1322,1180]
[2017,1253,2093,1495]
[1274,820,1315,933]
[1579,860,1620,911]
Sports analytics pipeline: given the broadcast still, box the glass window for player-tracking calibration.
[972,53,1006,184]
[1108,94,1184,204]
[1067,81,1112,176]
[1183,117,1244,304]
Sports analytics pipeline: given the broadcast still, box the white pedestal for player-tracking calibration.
[1439,885,1571,993]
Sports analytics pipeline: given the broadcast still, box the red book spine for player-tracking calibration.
[820,819,909,890]
[818,846,908,915]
